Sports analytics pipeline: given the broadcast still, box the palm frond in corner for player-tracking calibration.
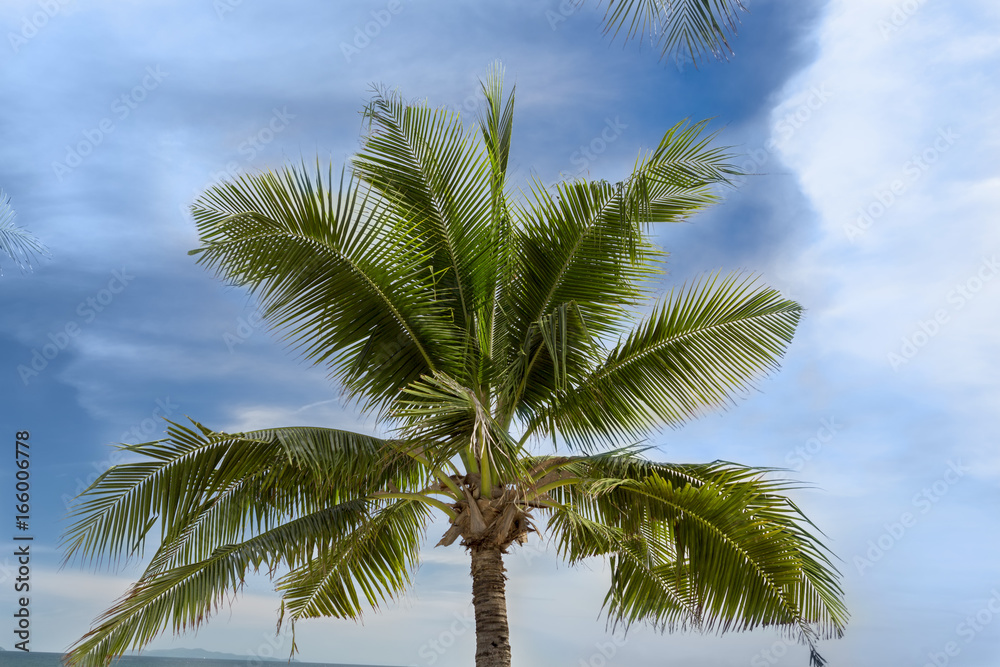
[0,190,50,273]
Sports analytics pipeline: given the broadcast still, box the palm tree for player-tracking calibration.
[63,66,846,667]
[0,189,48,273]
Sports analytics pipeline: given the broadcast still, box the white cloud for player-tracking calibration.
[775,0,1000,396]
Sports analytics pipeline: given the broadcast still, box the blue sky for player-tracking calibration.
[1,1,999,665]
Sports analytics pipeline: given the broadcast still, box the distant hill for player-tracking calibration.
[140,647,296,662]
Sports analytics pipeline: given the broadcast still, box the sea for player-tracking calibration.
[0,654,400,667]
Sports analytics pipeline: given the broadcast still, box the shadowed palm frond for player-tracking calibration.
[353,88,494,373]
[600,0,748,63]
[542,455,847,662]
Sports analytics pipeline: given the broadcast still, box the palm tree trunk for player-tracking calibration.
[470,545,512,667]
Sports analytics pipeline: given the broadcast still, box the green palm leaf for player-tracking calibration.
[65,498,383,667]
[190,167,463,410]
[503,121,738,426]
[62,422,425,568]
[525,272,801,447]
[276,500,430,621]
[62,422,438,667]
[353,88,495,376]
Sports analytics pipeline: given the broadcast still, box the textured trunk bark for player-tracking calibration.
[470,545,512,667]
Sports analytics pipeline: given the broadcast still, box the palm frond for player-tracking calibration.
[504,120,737,424]
[62,421,422,568]
[542,455,847,657]
[0,190,49,273]
[276,500,430,621]
[62,422,438,667]
[525,272,801,448]
[189,166,464,410]
[599,0,748,63]
[477,61,519,399]
[353,88,495,384]
[63,497,380,667]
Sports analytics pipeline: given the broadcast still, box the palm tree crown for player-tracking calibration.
[63,65,846,667]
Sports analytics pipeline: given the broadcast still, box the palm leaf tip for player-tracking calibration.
[0,190,49,273]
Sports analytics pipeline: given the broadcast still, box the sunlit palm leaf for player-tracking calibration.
[277,500,430,621]
[526,272,801,447]
[504,121,737,425]
[64,498,379,667]
[62,422,435,667]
